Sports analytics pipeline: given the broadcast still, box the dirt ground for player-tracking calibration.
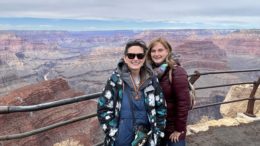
[186,120,260,146]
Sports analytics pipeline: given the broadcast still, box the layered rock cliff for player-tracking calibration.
[174,40,227,70]
[0,78,100,146]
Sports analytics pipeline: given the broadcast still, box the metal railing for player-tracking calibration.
[0,92,101,114]
[0,69,260,144]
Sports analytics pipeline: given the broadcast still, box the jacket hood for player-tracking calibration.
[116,58,155,91]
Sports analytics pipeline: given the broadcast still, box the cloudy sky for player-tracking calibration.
[0,0,259,30]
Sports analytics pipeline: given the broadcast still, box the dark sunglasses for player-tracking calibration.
[126,53,145,59]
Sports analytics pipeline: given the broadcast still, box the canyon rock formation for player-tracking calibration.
[220,84,260,117]
[0,78,100,146]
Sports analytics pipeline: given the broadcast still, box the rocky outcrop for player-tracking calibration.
[0,78,72,105]
[220,84,260,117]
[0,78,101,146]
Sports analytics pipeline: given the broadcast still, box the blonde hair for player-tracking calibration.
[147,37,176,69]
[147,38,177,82]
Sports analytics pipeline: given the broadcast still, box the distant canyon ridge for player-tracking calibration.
[0,30,260,96]
[0,29,260,145]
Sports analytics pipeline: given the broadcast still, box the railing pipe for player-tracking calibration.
[195,82,254,90]
[188,69,260,77]
[1,97,259,141]
[1,69,259,114]
[0,113,97,141]
[0,92,101,114]
[193,98,252,109]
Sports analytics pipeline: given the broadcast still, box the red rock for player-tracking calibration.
[0,78,101,146]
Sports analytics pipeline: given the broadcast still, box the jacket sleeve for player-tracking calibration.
[97,74,119,139]
[153,77,167,138]
[171,66,190,132]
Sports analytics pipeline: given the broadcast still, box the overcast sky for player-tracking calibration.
[0,0,259,30]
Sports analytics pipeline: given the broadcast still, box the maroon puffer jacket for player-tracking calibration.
[159,66,190,140]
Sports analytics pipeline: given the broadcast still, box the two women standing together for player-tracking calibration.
[97,38,190,146]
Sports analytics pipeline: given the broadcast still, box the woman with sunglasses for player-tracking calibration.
[97,39,167,146]
[147,38,190,146]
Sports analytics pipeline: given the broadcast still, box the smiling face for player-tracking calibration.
[124,46,145,72]
[150,42,169,65]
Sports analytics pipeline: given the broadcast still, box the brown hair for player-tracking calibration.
[124,39,147,55]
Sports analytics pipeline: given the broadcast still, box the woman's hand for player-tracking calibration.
[169,131,181,143]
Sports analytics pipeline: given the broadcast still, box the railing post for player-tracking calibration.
[244,77,260,117]
[189,70,201,85]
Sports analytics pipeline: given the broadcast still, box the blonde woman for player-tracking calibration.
[147,38,190,146]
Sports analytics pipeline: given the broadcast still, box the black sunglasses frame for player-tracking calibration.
[126,53,145,59]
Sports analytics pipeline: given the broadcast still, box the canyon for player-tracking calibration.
[0,29,260,145]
